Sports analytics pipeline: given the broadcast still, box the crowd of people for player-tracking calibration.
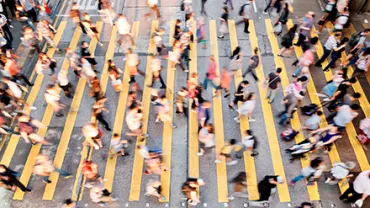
[0,0,368,207]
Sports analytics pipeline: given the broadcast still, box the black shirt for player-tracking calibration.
[335,82,349,99]
[258,175,279,191]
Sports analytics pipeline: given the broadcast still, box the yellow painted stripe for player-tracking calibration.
[227,20,259,200]
[129,20,158,201]
[252,20,290,202]
[159,20,176,202]
[188,20,199,179]
[103,22,140,192]
[0,21,67,167]
[209,20,228,202]
[41,22,104,200]
[267,19,321,200]
[13,21,75,200]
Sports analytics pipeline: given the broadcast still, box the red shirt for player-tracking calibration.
[207,61,217,79]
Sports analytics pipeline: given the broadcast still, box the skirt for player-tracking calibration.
[219,22,228,34]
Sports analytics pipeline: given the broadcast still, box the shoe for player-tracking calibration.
[29,106,37,110]
[43,180,52,183]
[227,196,235,200]
[144,170,150,175]
[105,127,112,131]
[315,63,322,67]
[171,124,177,128]
[215,159,222,163]
[184,69,189,73]
[228,105,234,110]
[289,181,296,186]
[111,197,119,201]
[98,202,107,207]
[268,100,274,104]
[56,113,64,117]
[234,117,240,123]
[218,36,224,39]
[251,152,259,157]
[244,31,250,34]
[263,11,268,14]
[226,160,238,166]
[277,54,283,57]
[24,188,32,192]
[64,175,73,179]
[197,152,203,156]
[98,42,104,46]
[141,133,149,137]
[224,93,230,98]
[29,83,34,86]
[121,153,129,156]
[292,74,297,78]
[249,118,256,122]
[9,25,14,28]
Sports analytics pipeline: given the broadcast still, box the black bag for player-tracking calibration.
[281,128,299,141]
[239,4,247,16]
[301,104,318,116]
[180,2,185,11]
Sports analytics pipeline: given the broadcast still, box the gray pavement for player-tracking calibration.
[1,0,370,208]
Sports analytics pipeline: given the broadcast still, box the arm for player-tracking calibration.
[321,135,340,146]
[333,44,346,52]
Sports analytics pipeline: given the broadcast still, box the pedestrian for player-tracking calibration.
[81,41,98,73]
[182,178,205,206]
[326,77,357,111]
[219,67,232,98]
[322,37,349,72]
[203,55,219,90]
[145,0,160,19]
[81,58,97,86]
[4,0,16,18]
[227,172,248,200]
[215,138,237,165]
[292,47,315,77]
[242,129,258,157]
[127,48,144,91]
[224,0,233,11]
[4,58,33,86]
[127,90,141,108]
[145,180,166,200]
[0,164,31,192]
[109,133,128,158]
[332,104,360,132]
[343,92,361,106]
[35,52,58,76]
[317,0,337,34]
[257,175,284,201]
[333,7,350,32]
[265,67,282,104]
[148,58,166,89]
[263,0,283,14]
[218,6,228,39]
[89,77,103,101]
[107,59,123,91]
[311,124,341,153]
[303,110,322,131]
[44,84,65,117]
[23,27,41,53]
[19,0,37,22]
[65,48,81,77]
[347,28,370,62]
[155,94,177,128]
[92,97,111,131]
[38,3,52,23]
[69,3,86,34]
[116,14,133,46]
[200,0,207,16]
[33,154,72,183]
[352,49,370,78]
[81,13,103,46]
[197,100,211,130]
[37,20,61,51]
[82,122,104,150]
[125,103,149,140]
[243,47,259,81]
[90,184,118,207]
[228,46,243,74]
[0,13,12,47]
[278,24,297,57]
[57,69,74,98]
[82,160,103,187]
[176,87,188,116]
[278,92,298,126]
[197,123,215,156]
[15,4,35,30]
[294,12,315,47]
[197,17,206,49]
[339,170,370,207]
[325,161,355,185]
[17,112,48,145]
[275,2,290,32]
[315,32,342,67]
[239,0,253,34]
[228,80,249,109]
[234,92,256,123]
[290,157,325,186]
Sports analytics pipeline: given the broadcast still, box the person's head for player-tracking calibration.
[245,129,253,136]
[253,47,259,55]
[300,202,313,208]
[350,104,360,111]
[176,19,181,24]
[0,165,6,173]
[298,76,308,83]
[307,11,315,19]
[113,133,119,139]
[65,47,73,54]
[353,92,361,99]
[206,123,214,132]
[81,41,88,47]
[229,139,236,146]
[289,24,298,34]
[310,37,319,45]
[223,6,228,13]
[364,28,370,36]
[246,92,255,100]
[334,32,342,39]
[128,91,136,97]
[232,46,241,58]
[310,157,324,168]
[283,2,289,9]
[241,80,249,87]
[63,199,75,207]
[340,37,349,44]
[316,110,323,116]
[276,176,284,184]
[348,77,357,84]
[276,67,282,74]
[46,84,55,90]
[209,55,214,61]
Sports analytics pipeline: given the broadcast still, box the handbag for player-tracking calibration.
[44,2,52,15]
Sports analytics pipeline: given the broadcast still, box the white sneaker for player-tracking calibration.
[226,160,238,166]
[263,11,268,14]
[227,196,235,200]
[249,118,256,122]
[323,98,330,102]
[29,106,37,110]
[98,42,104,46]
[197,152,203,156]
[215,159,222,163]
[184,69,189,73]
[234,117,240,123]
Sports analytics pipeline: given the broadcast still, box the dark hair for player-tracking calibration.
[223,6,228,13]
[64,199,73,205]
[246,129,253,135]
[246,92,254,100]
[229,139,236,145]
[349,77,357,83]
[310,157,323,168]
[310,37,319,45]
[300,202,313,208]
[231,46,241,59]
[113,133,119,137]
[316,111,323,116]
[353,92,361,99]
[241,80,249,85]
[254,47,259,54]
[341,37,349,44]
[298,76,308,82]
[364,28,370,33]
[350,104,360,110]
[343,7,348,12]
[288,24,298,36]
[128,91,136,96]
[276,67,282,73]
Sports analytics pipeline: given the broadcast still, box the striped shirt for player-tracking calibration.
[324,35,338,50]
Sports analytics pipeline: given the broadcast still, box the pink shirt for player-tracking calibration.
[207,61,217,79]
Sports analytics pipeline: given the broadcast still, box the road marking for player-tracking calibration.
[209,19,229,203]
[0,21,67,167]
[188,19,199,179]
[159,20,176,202]
[77,0,97,10]
[103,22,140,192]
[41,22,103,200]
[129,20,158,201]
[227,19,259,200]
[12,21,70,200]
[250,20,290,202]
[266,19,320,200]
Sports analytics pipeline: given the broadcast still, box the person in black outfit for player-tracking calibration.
[258,175,283,201]
[263,0,282,14]
[5,0,16,17]
[200,0,207,16]
[81,41,98,72]
[322,37,349,72]
[228,80,249,109]
[326,77,357,111]
[0,164,31,192]
[92,97,111,131]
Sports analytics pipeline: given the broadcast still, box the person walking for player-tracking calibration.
[200,0,207,16]
[0,164,31,192]
[243,47,259,81]
[263,0,282,14]
[19,0,37,22]
[322,37,349,72]
[339,170,370,207]
[57,69,74,98]
[317,0,337,34]
[218,6,228,39]
[215,139,237,165]
[228,80,249,109]
[0,13,12,47]
[203,55,219,90]
[16,5,35,31]
[116,14,133,46]
[82,122,104,150]
[234,92,256,123]
[145,0,160,19]
[197,17,207,48]
[33,154,72,183]
[257,175,284,201]
[294,12,315,47]
[81,41,98,73]
[224,0,233,11]
[197,123,215,156]
[278,24,297,57]
[92,97,111,131]
[315,32,342,67]
[265,67,282,104]
[37,19,61,51]
[242,129,258,157]
[81,13,103,46]
[290,157,325,186]
[44,84,64,117]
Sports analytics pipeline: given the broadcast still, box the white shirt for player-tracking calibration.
[127,53,139,67]
[126,110,142,131]
[117,17,131,35]
[242,135,254,148]
[151,59,161,72]
[82,62,96,77]
[45,89,60,104]
[353,170,370,195]
[324,35,338,50]
[237,100,256,116]
[147,0,158,7]
[58,72,69,86]
[6,81,22,98]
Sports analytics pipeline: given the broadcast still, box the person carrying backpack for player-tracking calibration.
[348,28,370,59]
[238,0,253,34]
[243,47,259,82]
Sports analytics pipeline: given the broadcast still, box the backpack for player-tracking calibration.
[348,32,362,49]
[301,103,318,116]
[281,128,299,141]
[250,55,259,68]
[239,4,247,16]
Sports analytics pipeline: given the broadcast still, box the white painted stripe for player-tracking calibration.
[253,0,257,13]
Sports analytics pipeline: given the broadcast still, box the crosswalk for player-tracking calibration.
[1,16,370,206]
